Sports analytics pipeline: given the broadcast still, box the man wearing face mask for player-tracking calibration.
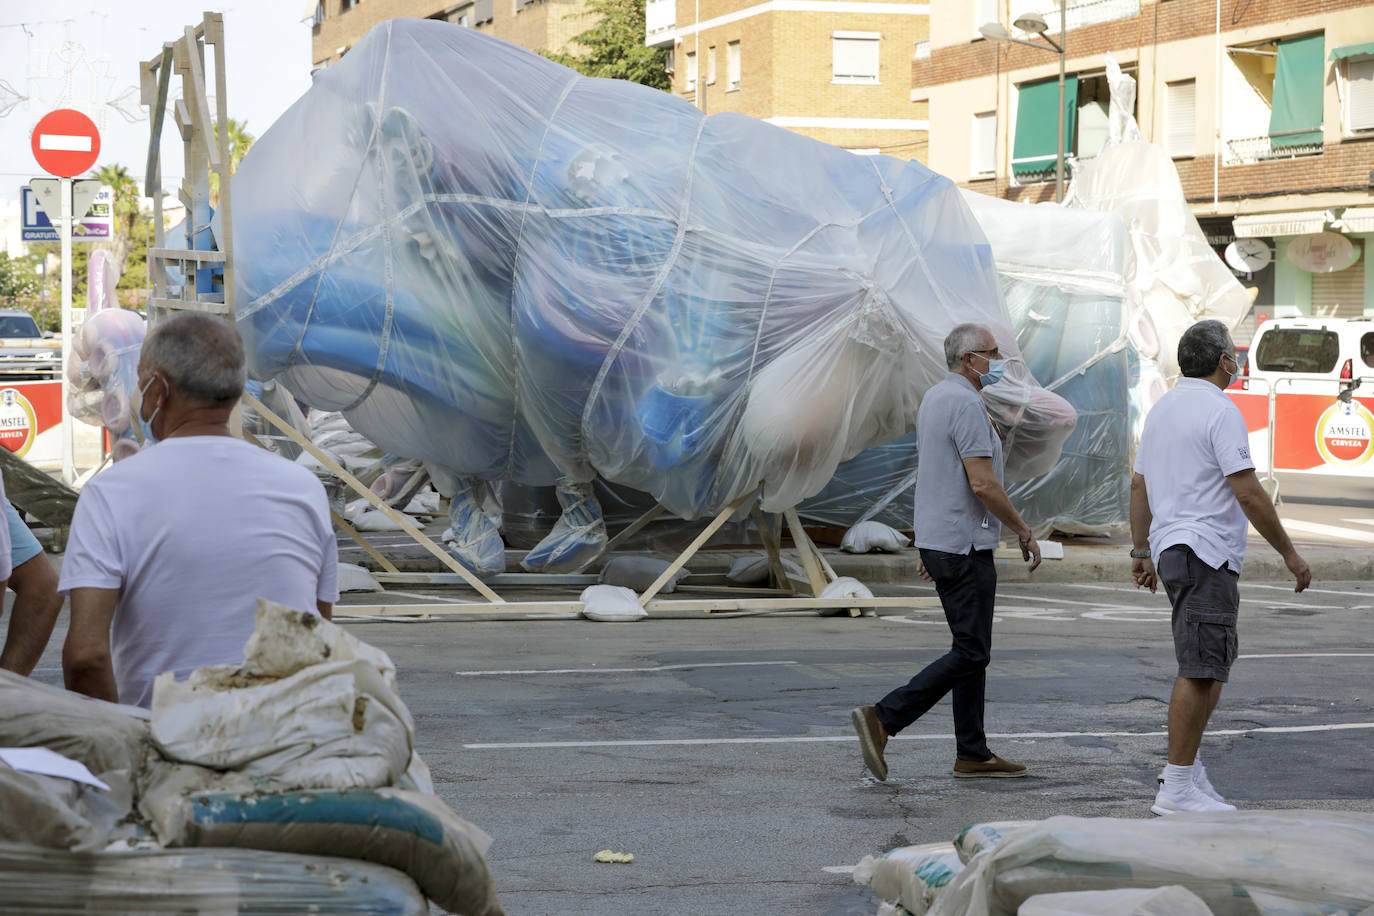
[59,313,339,708]
[851,323,1040,782]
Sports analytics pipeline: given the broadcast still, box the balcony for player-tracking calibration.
[1224,134,1324,166]
[914,40,930,60]
[646,0,675,46]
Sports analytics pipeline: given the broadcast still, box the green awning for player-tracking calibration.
[1012,76,1078,179]
[1270,34,1324,148]
[1330,41,1374,61]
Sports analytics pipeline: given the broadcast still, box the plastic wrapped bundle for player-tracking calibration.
[65,307,147,462]
[230,19,1073,571]
[799,197,1131,536]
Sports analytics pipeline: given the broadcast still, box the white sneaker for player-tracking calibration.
[1151,782,1237,816]
[1156,766,1228,804]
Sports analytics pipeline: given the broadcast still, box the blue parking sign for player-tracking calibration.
[21,185,112,242]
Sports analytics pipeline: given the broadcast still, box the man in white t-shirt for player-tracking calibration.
[1132,319,1310,816]
[60,313,339,708]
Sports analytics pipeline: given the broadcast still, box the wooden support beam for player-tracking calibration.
[335,594,941,618]
[783,508,828,597]
[332,509,401,574]
[572,503,666,573]
[751,507,791,593]
[638,491,755,605]
[241,391,506,604]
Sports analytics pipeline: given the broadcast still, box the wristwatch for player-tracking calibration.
[1129,548,1152,559]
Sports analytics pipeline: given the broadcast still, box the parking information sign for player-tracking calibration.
[20,184,112,242]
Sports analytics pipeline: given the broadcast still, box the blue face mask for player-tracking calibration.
[136,375,161,445]
[977,356,1006,388]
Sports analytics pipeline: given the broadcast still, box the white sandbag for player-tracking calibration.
[344,497,406,531]
[403,487,442,515]
[818,576,876,617]
[338,562,384,592]
[726,555,805,585]
[953,821,1035,865]
[854,841,963,916]
[0,669,149,775]
[1019,885,1212,916]
[599,556,689,593]
[0,764,125,851]
[928,812,1374,916]
[841,520,911,553]
[580,585,647,622]
[149,601,414,790]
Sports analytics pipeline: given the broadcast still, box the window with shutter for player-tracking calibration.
[971,111,995,176]
[686,52,697,91]
[832,33,880,83]
[1166,79,1196,157]
[707,46,716,85]
[727,41,741,89]
[1349,58,1374,132]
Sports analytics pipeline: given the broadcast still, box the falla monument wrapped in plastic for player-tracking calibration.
[229,18,1075,573]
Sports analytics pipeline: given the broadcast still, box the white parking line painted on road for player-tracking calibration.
[1245,584,1372,597]
[1240,652,1374,659]
[1342,518,1374,527]
[453,660,799,676]
[464,721,1374,749]
[822,866,856,875]
[1271,519,1374,544]
[997,593,1143,610]
[1054,582,1347,609]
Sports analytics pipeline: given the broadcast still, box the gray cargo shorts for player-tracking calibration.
[1157,545,1240,682]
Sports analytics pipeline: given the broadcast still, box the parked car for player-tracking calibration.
[1226,345,1249,391]
[1242,316,1374,397]
[0,309,61,380]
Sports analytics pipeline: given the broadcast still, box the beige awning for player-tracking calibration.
[1232,210,1332,238]
[1338,207,1374,234]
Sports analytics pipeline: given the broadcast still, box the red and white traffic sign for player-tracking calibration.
[30,109,101,178]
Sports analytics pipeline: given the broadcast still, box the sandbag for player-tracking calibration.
[150,600,414,790]
[0,841,429,915]
[854,841,964,916]
[0,669,149,775]
[953,820,1034,865]
[840,521,911,553]
[0,764,125,852]
[167,788,503,916]
[928,812,1374,916]
[599,556,689,593]
[726,555,805,585]
[1018,885,1213,916]
[580,584,647,622]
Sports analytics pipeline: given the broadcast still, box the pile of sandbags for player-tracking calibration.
[0,602,504,915]
[856,813,1374,916]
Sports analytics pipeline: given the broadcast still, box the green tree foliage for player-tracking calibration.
[543,0,670,91]
[93,162,142,278]
[210,119,255,206]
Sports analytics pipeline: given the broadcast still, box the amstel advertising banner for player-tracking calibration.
[0,381,62,467]
[1228,390,1374,475]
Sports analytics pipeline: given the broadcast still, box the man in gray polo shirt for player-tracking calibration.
[851,322,1041,782]
[1132,319,1310,815]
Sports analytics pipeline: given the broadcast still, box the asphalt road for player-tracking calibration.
[16,540,1374,915]
[316,576,1371,915]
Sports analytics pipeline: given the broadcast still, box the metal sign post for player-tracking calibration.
[30,108,101,484]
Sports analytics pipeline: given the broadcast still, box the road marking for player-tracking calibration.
[453,660,799,676]
[1240,652,1374,659]
[1245,584,1372,597]
[997,593,1143,610]
[376,590,463,603]
[1342,517,1374,527]
[464,721,1374,749]
[822,866,856,875]
[1058,581,1349,609]
[1272,519,1374,544]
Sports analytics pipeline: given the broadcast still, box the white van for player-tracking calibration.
[1243,316,1374,397]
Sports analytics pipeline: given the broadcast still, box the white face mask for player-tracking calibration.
[136,374,161,444]
[1222,353,1240,387]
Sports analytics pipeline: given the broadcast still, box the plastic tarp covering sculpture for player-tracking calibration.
[799,199,1131,535]
[229,18,1074,573]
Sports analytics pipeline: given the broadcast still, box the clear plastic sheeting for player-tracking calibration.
[229,19,1074,546]
[66,307,146,463]
[0,843,428,915]
[1065,56,1252,429]
[926,812,1374,916]
[799,196,1131,536]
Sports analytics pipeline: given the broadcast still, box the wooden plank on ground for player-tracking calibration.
[335,595,940,618]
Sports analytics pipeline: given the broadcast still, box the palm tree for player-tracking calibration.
[92,162,143,278]
[210,119,255,206]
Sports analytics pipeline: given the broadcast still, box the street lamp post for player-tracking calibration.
[979,4,1068,202]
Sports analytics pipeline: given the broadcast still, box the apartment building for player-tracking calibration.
[917,0,1374,323]
[308,0,593,71]
[645,0,929,156]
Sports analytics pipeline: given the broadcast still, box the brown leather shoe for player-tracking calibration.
[952,755,1028,778]
[850,706,888,781]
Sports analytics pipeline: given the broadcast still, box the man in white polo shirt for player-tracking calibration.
[59,313,339,708]
[1132,319,1310,815]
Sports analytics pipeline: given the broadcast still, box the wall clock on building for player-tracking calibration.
[1224,238,1273,273]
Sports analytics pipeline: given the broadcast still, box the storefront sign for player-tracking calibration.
[1287,232,1359,273]
[0,382,62,464]
[1315,400,1374,466]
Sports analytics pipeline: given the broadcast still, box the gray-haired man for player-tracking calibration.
[1132,319,1310,815]
[60,313,339,708]
[851,322,1040,782]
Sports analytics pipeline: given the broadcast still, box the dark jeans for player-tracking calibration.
[875,548,995,761]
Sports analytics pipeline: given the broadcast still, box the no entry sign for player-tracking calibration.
[31,109,101,177]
